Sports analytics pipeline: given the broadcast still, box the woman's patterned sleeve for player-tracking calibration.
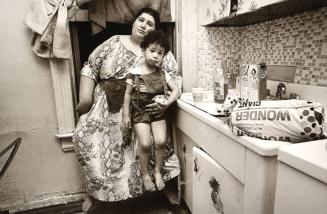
[162,51,182,88]
[80,35,119,83]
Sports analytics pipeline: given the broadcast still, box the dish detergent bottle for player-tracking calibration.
[213,61,228,103]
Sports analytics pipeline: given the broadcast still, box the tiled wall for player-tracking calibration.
[197,6,327,87]
[197,27,241,87]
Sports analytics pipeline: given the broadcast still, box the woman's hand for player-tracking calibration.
[146,96,170,118]
[146,79,182,118]
[145,102,167,118]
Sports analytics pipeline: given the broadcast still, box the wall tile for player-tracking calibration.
[197,6,327,87]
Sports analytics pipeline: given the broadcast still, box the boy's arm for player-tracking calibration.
[122,83,133,128]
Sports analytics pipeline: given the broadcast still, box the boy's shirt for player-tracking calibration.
[126,66,171,93]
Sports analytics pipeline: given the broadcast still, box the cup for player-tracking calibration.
[192,88,204,102]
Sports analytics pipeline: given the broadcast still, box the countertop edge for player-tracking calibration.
[176,99,290,156]
[278,141,327,184]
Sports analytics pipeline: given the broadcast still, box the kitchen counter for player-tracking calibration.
[178,93,289,156]
[174,94,327,214]
[174,95,290,214]
[274,141,327,214]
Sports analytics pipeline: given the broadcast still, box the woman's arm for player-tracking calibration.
[166,79,181,105]
[122,84,133,128]
[76,76,95,114]
[75,35,121,114]
[161,51,182,91]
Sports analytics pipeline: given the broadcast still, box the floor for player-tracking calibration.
[87,193,191,214]
[15,192,191,214]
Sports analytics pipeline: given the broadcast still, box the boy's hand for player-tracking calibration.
[122,115,131,129]
[121,115,132,148]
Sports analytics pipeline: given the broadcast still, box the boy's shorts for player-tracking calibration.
[132,92,167,124]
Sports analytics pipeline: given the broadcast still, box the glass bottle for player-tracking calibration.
[213,61,228,103]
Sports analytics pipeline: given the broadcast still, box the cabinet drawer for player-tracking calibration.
[176,107,246,183]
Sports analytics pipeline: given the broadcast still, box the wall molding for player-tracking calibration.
[49,29,77,152]
[176,0,198,92]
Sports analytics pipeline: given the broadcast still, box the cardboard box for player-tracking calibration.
[239,64,267,101]
[237,0,283,15]
[203,0,231,25]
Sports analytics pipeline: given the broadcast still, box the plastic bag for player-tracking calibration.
[230,99,325,143]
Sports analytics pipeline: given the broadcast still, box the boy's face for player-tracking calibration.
[143,43,165,67]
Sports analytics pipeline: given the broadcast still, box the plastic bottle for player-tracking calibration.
[213,61,228,103]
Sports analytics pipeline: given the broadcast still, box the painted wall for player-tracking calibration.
[0,0,85,212]
[195,6,327,88]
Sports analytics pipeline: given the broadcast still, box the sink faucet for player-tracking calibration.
[276,83,286,99]
[289,93,300,99]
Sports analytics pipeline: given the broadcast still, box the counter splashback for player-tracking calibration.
[267,80,327,134]
[267,80,327,110]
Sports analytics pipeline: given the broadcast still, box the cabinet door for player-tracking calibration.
[237,0,283,14]
[176,129,198,212]
[202,0,231,25]
[193,147,244,214]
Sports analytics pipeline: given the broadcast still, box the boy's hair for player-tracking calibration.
[133,8,160,30]
[140,30,171,54]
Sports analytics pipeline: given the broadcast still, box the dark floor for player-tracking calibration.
[15,192,191,214]
[87,192,191,214]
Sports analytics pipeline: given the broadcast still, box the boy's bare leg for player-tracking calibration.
[151,120,167,190]
[134,122,156,192]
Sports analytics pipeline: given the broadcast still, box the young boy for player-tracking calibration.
[122,30,180,191]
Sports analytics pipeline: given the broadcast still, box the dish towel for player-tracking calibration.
[24,0,79,59]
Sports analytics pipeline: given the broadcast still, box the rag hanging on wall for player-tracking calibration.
[24,0,81,59]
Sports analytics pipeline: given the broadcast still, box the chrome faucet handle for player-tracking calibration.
[290,93,300,99]
[276,83,286,99]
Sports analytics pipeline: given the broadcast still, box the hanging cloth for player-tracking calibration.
[88,0,172,34]
[24,0,79,59]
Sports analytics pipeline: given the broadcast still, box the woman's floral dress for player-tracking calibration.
[73,35,181,202]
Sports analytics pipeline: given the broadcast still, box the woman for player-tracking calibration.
[73,8,182,211]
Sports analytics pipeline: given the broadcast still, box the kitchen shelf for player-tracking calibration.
[205,0,327,27]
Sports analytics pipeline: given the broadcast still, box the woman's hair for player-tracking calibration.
[140,30,170,54]
[133,7,160,29]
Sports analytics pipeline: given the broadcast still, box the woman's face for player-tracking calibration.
[132,13,156,39]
